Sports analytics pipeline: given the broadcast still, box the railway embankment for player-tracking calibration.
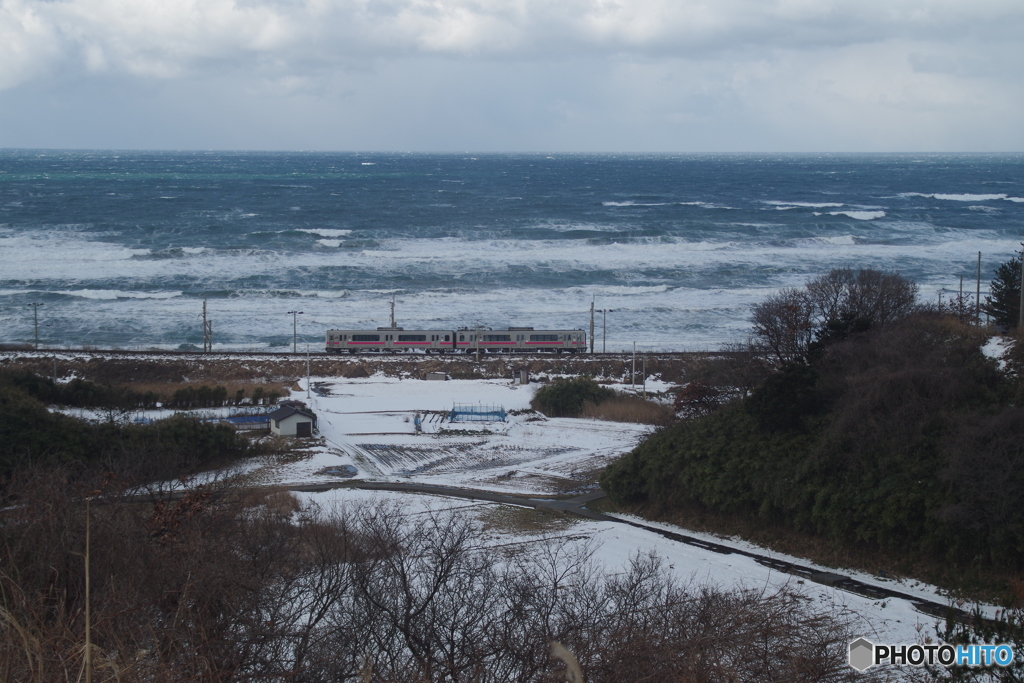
[0,349,731,388]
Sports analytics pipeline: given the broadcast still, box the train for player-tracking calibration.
[325,326,587,354]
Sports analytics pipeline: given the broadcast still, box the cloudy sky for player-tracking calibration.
[1,0,1022,152]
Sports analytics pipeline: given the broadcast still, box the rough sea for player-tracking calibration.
[1,151,1022,352]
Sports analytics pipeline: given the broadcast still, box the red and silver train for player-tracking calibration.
[325,327,587,354]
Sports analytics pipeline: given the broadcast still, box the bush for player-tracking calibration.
[0,382,251,482]
[531,377,616,417]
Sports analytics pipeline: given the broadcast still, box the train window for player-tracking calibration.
[398,335,426,342]
[445,334,450,342]
[352,334,381,342]
[483,334,511,342]
[459,334,465,342]
[529,334,558,342]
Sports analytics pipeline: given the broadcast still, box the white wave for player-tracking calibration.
[904,192,1009,202]
[602,200,703,207]
[1006,197,1024,203]
[0,232,152,264]
[804,235,857,246]
[361,162,376,166]
[318,239,342,248]
[62,289,183,300]
[603,285,669,295]
[829,210,885,220]
[766,201,844,208]
[298,229,353,238]
[182,247,207,254]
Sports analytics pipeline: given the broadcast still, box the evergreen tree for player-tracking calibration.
[985,251,1022,329]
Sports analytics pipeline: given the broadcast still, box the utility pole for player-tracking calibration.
[389,295,396,328]
[632,341,636,390]
[976,251,982,325]
[601,309,609,353]
[202,298,213,352]
[642,356,646,398]
[287,311,304,354]
[959,275,964,319]
[27,302,43,350]
[589,297,595,353]
[306,343,311,399]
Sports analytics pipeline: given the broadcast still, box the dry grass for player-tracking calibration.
[477,505,578,535]
[580,395,674,425]
[122,380,296,403]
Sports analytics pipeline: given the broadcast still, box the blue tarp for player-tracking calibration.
[448,404,506,422]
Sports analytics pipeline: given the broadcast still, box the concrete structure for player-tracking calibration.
[425,372,449,381]
[269,405,317,437]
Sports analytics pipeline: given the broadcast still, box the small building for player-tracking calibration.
[425,372,449,381]
[512,367,530,385]
[269,405,318,437]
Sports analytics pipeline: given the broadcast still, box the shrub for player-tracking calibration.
[531,377,616,417]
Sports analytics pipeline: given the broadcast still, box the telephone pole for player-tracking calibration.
[389,295,396,328]
[287,310,304,354]
[600,309,610,353]
[976,251,982,325]
[589,297,595,353]
[202,298,213,352]
[27,302,43,350]
[632,341,636,390]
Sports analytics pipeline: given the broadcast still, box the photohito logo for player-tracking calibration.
[849,638,1015,671]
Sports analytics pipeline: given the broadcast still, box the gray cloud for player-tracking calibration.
[1,0,1022,150]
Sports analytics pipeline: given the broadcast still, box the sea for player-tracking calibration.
[1,150,1022,352]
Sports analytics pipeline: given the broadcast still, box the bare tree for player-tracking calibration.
[752,269,919,364]
[751,287,815,364]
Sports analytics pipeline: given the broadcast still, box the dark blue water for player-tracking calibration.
[1,151,1022,350]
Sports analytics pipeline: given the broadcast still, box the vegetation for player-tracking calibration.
[984,250,1022,330]
[530,377,671,425]
[0,373,252,482]
[530,377,616,417]
[579,394,674,425]
[0,481,871,682]
[604,280,1024,588]
[751,267,918,364]
[0,368,279,410]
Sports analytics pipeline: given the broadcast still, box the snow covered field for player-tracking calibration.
[240,375,650,493]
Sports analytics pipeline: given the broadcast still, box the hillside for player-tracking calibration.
[602,314,1024,591]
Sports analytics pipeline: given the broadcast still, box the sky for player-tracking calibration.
[1,0,1023,152]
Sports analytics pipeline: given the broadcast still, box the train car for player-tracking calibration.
[455,327,586,354]
[326,326,587,354]
[325,328,457,354]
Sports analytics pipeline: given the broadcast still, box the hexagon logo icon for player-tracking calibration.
[849,637,875,671]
